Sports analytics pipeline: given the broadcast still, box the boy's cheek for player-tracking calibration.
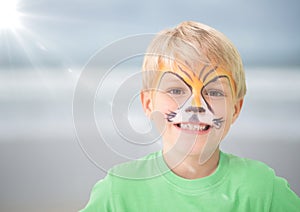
[208,99,231,117]
[153,94,179,114]
[150,111,167,134]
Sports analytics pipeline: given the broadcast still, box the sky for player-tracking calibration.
[0,0,299,69]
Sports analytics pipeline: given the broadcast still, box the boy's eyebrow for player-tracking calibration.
[161,76,186,82]
[205,76,231,87]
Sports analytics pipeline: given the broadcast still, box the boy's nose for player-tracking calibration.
[191,94,203,108]
[185,106,206,113]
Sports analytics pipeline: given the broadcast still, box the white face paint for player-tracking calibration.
[168,94,219,129]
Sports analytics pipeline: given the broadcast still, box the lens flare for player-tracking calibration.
[0,0,21,30]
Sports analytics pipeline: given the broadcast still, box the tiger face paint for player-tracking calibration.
[150,60,237,164]
[157,61,236,127]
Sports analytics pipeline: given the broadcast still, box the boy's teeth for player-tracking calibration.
[179,123,209,131]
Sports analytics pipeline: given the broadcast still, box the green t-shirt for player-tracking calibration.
[80,151,300,212]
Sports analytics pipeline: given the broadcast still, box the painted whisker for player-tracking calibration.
[165,110,177,122]
[212,117,224,129]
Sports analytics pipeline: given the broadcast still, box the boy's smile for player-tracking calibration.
[173,122,211,134]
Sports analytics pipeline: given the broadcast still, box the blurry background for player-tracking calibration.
[0,0,299,211]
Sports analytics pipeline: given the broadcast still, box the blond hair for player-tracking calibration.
[142,21,246,99]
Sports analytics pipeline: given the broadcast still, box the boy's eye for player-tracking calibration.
[204,90,225,97]
[167,88,185,95]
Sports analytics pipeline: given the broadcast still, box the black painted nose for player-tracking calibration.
[185,106,206,113]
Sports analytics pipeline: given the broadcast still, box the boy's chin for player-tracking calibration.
[164,138,207,157]
[163,132,222,160]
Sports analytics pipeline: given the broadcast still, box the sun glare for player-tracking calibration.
[0,0,21,30]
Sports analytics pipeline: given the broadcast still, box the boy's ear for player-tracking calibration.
[140,90,153,118]
[231,98,244,124]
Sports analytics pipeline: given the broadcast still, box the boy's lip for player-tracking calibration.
[173,122,211,135]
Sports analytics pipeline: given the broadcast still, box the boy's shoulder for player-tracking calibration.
[222,152,278,196]
[223,152,300,210]
[223,152,276,181]
[224,152,275,172]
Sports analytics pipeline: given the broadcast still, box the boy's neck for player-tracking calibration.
[163,149,220,179]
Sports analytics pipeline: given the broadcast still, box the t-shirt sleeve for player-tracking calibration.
[79,175,114,212]
[270,176,300,211]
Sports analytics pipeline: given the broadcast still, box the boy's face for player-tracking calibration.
[141,61,243,164]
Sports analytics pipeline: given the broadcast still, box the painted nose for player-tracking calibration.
[185,106,206,113]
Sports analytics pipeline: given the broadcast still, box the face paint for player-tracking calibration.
[152,60,236,164]
[157,61,235,127]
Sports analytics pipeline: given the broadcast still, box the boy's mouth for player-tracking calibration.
[174,123,211,133]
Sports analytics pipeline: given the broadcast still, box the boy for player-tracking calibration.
[81,21,300,211]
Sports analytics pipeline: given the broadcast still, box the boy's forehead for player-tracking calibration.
[157,60,233,82]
